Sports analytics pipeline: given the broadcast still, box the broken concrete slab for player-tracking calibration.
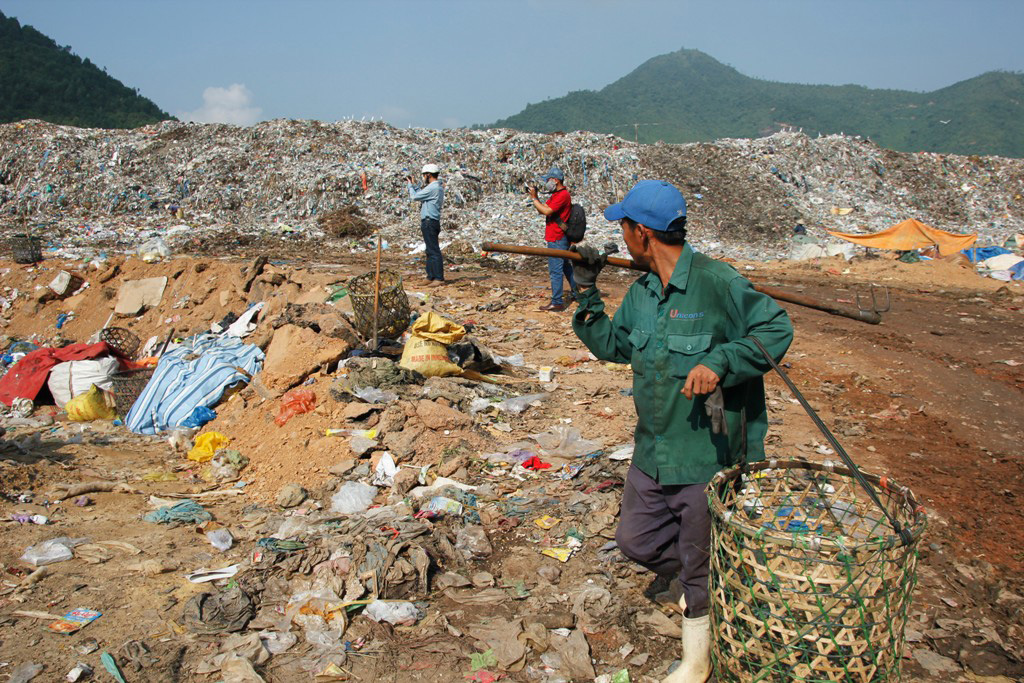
[115,276,167,316]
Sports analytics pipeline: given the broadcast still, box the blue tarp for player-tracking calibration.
[962,246,1012,263]
[126,334,263,435]
[1009,261,1024,281]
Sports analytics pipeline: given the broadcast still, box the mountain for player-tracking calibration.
[0,11,171,129]
[484,49,1024,158]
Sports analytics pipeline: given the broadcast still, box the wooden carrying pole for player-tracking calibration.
[481,242,882,325]
[371,233,382,351]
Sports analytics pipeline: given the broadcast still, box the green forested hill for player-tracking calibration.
[0,11,171,128]
[485,49,1024,158]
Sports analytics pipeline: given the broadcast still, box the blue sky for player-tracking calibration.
[3,0,1023,128]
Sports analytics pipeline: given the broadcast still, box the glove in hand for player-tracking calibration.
[570,244,607,289]
[704,386,729,435]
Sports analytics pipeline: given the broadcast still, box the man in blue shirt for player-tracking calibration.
[407,163,445,286]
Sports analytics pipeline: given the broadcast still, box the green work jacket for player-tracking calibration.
[572,243,794,485]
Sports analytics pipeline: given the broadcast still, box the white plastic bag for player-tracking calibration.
[329,481,377,514]
[364,600,421,625]
[137,236,172,263]
[20,536,87,566]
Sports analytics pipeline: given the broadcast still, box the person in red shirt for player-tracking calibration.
[528,167,578,311]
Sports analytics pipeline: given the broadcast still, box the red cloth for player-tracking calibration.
[544,188,571,242]
[0,342,111,406]
[522,456,551,471]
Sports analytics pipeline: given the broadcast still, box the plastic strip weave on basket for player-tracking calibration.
[708,460,926,683]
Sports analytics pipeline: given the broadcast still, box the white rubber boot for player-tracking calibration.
[661,611,712,683]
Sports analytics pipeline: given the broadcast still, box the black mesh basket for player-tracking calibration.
[110,367,155,415]
[10,234,42,264]
[101,327,141,359]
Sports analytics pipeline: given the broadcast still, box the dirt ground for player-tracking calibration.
[1,245,1023,682]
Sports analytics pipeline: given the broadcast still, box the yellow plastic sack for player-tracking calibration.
[400,336,463,378]
[187,431,230,463]
[408,311,466,344]
[399,312,466,378]
[66,384,117,421]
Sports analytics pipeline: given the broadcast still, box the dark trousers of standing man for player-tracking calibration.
[615,464,712,618]
[421,217,443,281]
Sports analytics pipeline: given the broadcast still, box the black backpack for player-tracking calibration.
[560,203,587,244]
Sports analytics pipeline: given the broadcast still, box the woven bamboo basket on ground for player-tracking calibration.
[348,269,411,340]
[110,367,155,415]
[707,459,927,683]
[100,327,141,359]
[10,234,42,264]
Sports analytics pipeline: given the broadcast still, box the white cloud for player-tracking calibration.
[181,84,262,126]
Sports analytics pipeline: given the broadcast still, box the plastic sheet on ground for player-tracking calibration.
[126,334,263,435]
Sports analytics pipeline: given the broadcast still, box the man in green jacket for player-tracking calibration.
[571,180,793,683]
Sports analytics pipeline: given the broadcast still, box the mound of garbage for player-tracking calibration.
[2,120,1023,262]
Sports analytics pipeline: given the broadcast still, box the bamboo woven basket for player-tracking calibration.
[707,458,927,682]
[348,269,411,340]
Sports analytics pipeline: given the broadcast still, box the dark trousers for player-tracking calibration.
[421,217,443,281]
[546,235,577,305]
[615,464,711,617]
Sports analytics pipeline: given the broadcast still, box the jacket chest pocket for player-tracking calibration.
[628,329,651,376]
[667,333,712,379]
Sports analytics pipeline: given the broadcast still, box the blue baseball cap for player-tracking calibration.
[540,167,564,181]
[604,180,687,231]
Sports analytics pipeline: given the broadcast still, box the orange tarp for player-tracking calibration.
[826,219,977,257]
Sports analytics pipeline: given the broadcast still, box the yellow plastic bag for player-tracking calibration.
[65,384,117,421]
[187,431,230,463]
[399,312,466,378]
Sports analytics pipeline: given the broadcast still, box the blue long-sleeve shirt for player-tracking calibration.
[408,180,444,220]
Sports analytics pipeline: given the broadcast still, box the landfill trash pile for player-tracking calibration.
[1,121,1024,681]
[2,120,1023,264]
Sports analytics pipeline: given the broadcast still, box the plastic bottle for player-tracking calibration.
[325,428,378,439]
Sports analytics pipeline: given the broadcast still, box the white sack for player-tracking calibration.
[47,357,121,408]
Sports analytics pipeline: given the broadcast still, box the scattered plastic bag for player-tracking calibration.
[455,525,492,560]
[207,529,234,551]
[137,236,171,263]
[208,449,248,480]
[259,630,297,655]
[372,452,398,487]
[530,425,601,458]
[181,405,217,428]
[7,662,43,683]
[329,481,377,514]
[188,431,230,462]
[364,600,421,626]
[352,386,398,403]
[471,392,548,416]
[65,384,117,421]
[12,397,34,418]
[274,389,316,426]
[21,536,88,566]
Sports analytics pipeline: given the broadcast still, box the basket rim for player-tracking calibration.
[348,269,404,297]
[707,458,927,552]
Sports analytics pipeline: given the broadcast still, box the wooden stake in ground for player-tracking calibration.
[371,232,382,351]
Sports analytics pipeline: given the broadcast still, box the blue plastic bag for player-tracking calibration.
[180,405,216,428]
